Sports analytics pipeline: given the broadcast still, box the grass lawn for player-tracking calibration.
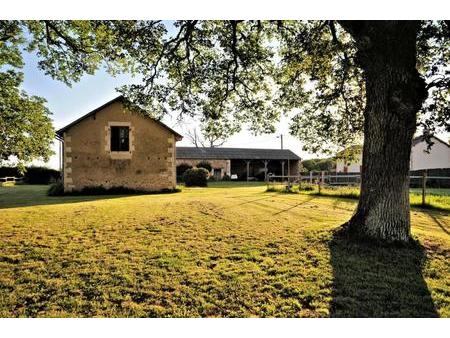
[0,183,449,317]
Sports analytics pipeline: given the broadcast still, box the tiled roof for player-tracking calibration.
[176,147,301,160]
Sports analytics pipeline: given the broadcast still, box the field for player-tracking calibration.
[0,183,449,317]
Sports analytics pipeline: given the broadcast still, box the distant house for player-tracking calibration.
[335,135,450,173]
[410,135,450,171]
[335,145,363,173]
[56,96,183,192]
[176,147,301,180]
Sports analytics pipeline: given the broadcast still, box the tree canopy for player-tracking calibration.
[114,21,448,154]
[2,20,448,165]
[301,158,336,173]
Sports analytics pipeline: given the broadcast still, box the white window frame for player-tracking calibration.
[105,121,134,160]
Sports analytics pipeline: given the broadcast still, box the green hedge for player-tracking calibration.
[196,160,212,172]
[48,183,181,196]
[183,168,209,187]
[176,163,193,182]
[0,166,60,184]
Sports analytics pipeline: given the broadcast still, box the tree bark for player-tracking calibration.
[339,21,427,242]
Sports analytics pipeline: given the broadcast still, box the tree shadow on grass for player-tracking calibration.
[426,211,450,236]
[329,231,438,317]
[0,185,177,209]
[272,196,318,215]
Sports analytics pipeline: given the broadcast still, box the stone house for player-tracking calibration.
[56,96,182,192]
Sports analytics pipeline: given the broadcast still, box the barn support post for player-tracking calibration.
[246,160,251,182]
[422,169,427,206]
[287,159,291,188]
[281,161,285,182]
[263,160,269,182]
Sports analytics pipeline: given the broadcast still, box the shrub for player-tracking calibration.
[176,163,192,176]
[79,186,142,195]
[183,168,209,187]
[47,181,65,196]
[48,184,181,196]
[222,174,231,181]
[176,163,193,182]
[196,161,212,173]
[25,166,60,184]
[0,166,60,184]
[0,166,20,178]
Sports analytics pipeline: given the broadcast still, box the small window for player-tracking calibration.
[110,126,129,152]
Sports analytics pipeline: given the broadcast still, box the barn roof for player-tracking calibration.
[56,96,183,140]
[176,147,301,160]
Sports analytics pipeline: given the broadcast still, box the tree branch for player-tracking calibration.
[44,21,93,54]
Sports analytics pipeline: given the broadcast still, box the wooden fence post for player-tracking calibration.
[317,171,324,194]
[422,169,427,206]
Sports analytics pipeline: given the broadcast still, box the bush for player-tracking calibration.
[176,163,193,182]
[25,166,60,184]
[0,166,60,184]
[196,161,212,173]
[176,163,192,176]
[0,166,20,178]
[222,174,231,181]
[47,181,65,196]
[183,168,209,187]
[48,184,181,196]
[78,186,145,195]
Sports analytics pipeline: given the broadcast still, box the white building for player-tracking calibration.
[410,135,450,171]
[335,135,450,173]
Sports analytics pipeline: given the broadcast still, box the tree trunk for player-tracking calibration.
[339,21,427,242]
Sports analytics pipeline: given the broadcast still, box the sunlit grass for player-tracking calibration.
[0,184,448,317]
[266,183,450,211]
